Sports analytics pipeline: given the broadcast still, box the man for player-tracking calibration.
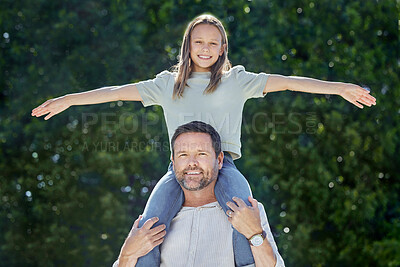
[114,121,285,266]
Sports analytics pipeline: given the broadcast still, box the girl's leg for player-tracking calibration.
[136,162,184,266]
[214,152,255,266]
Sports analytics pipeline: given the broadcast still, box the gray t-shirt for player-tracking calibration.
[136,65,269,160]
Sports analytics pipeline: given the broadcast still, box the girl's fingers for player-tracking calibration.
[41,100,51,107]
[35,110,50,117]
[44,114,53,120]
[352,101,363,109]
[356,95,375,106]
[356,88,376,103]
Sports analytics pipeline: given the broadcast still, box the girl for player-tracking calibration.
[32,14,376,266]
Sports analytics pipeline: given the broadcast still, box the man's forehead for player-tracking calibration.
[174,132,214,151]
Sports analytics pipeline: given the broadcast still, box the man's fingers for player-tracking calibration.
[149,224,166,235]
[142,217,159,230]
[133,215,142,229]
[152,237,164,248]
[226,201,239,212]
[226,209,233,217]
[232,197,247,208]
[152,230,167,241]
[248,196,259,209]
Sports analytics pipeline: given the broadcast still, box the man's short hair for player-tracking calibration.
[171,121,222,158]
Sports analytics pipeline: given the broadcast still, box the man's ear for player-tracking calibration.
[217,151,224,169]
[171,155,176,172]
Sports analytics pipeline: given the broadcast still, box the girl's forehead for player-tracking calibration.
[191,24,222,40]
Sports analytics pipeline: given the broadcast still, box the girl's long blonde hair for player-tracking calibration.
[173,14,231,99]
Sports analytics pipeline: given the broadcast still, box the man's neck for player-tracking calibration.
[182,182,218,207]
[183,193,217,207]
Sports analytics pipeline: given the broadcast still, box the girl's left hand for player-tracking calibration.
[339,84,376,109]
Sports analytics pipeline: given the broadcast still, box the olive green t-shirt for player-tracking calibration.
[136,65,269,160]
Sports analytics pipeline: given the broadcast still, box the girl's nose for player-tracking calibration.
[202,45,210,52]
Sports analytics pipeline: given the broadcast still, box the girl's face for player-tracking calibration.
[190,24,226,72]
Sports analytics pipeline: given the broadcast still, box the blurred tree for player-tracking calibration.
[0,0,398,266]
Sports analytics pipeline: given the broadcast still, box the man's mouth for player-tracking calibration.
[184,170,202,175]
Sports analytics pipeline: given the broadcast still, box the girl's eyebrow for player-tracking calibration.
[192,36,220,42]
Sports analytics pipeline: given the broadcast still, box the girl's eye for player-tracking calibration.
[195,41,201,44]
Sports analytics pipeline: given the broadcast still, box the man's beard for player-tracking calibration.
[175,163,219,191]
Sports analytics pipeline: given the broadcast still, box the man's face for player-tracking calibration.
[172,132,223,191]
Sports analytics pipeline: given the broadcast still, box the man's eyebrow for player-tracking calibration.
[175,149,211,154]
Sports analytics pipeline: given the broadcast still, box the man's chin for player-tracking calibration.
[180,181,204,191]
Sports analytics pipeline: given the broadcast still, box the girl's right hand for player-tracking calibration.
[31,95,71,120]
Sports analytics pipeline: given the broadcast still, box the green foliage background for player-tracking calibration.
[1,0,399,266]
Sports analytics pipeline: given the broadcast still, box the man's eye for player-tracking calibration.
[179,154,187,157]
[199,153,207,156]
[195,41,201,44]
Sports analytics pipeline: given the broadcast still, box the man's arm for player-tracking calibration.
[113,216,166,267]
[226,196,285,267]
[264,74,376,109]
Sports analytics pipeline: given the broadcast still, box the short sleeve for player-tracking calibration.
[135,70,173,107]
[233,65,269,99]
[258,203,286,267]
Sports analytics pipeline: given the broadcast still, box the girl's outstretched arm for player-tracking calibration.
[264,74,376,109]
[31,84,142,120]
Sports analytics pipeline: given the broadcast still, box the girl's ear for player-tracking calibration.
[219,44,227,56]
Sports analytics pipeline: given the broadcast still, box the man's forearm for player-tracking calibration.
[251,240,277,267]
[117,255,138,267]
[286,76,344,95]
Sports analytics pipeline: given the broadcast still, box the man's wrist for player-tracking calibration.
[118,254,138,267]
[248,230,266,247]
[245,226,264,239]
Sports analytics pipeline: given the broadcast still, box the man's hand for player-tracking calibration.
[226,196,263,239]
[118,216,166,265]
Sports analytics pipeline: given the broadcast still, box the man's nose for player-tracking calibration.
[187,156,199,167]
